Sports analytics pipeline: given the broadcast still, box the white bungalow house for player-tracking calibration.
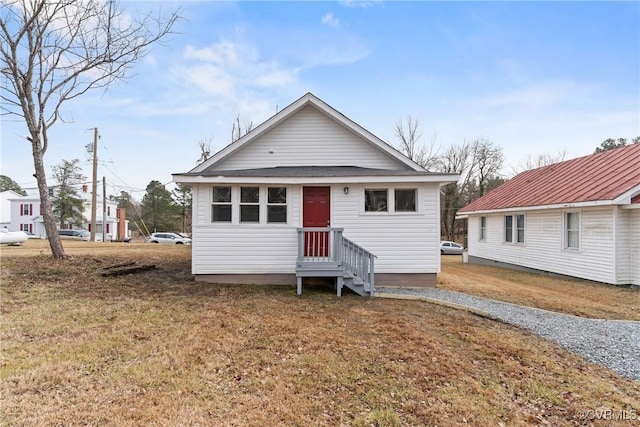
[457,143,640,286]
[173,93,459,296]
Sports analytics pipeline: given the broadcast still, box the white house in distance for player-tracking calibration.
[173,93,459,296]
[3,185,130,241]
[0,190,23,230]
[457,143,640,286]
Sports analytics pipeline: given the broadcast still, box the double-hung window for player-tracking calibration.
[564,211,580,249]
[240,187,260,223]
[479,216,487,241]
[267,187,287,223]
[212,186,232,222]
[504,215,513,243]
[505,214,525,244]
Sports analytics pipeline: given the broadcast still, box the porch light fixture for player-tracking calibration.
[343,187,349,195]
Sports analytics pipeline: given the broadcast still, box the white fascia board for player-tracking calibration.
[173,174,459,185]
[612,184,640,205]
[459,199,618,216]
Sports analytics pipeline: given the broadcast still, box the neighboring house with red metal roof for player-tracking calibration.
[457,143,640,286]
[173,93,459,296]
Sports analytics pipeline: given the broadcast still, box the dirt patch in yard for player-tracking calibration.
[1,246,639,426]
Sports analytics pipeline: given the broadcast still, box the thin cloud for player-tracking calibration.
[322,13,339,27]
[340,0,382,9]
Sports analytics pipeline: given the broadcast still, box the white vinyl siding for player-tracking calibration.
[211,106,408,171]
[468,207,619,284]
[614,207,632,285]
[630,209,640,286]
[190,183,441,275]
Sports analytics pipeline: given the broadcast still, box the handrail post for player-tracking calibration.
[297,228,303,262]
[334,228,343,264]
[369,254,375,296]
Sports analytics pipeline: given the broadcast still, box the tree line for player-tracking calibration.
[394,116,639,242]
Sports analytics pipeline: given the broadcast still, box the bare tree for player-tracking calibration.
[471,139,504,197]
[512,149,566,175]
[197,136,213,165]
[436,139,504,241]
[1,0,179,258]
[395,115,439,170]
[231,113,254,142]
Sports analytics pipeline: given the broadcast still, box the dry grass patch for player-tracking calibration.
[439,256,640,320]
[1,247,638,426]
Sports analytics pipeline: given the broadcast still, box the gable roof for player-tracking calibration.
[189,92,426,174]
[459,143,640,214]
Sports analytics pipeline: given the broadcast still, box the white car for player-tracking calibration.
[146,232,192,245]
[440,240,464,255]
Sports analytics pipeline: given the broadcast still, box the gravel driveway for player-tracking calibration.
[377,287,640,382]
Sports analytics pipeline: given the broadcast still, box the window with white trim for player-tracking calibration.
[564,211,580,249]
[479,216,487,241]
[212,186,232,222]
[505,214,525,244]
[365,189,388,212]
[267,187,287,223]
[394,189,417,212]
[240,186,260,223]
[516,214,525,243]
[504,215,513,243]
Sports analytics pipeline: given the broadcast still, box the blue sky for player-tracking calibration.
[2,1,638,199]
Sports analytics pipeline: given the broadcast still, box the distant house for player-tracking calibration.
[173,93,459,296]
[457,144,640,286]
[0,190,24,230]
[3,185,130,240]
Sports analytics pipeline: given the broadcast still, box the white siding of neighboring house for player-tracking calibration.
[190,183,440,275]
[468,206,618,284]
[631,209,640,286]
[614,207,632,284]
[211,106,409,172]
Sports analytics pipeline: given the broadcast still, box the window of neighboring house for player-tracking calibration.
[240,186,260,223]
[564,211,580,249]
[20,223,31,233]
[267,187,287,223]
[212,186,232,222]
[516,214,525,243]
[107,206,111,216]
[504,215,513,243]
[48,187,54,197]
[479,216,487,241]
[21,203,32,216]
[505,214,525,243]
[394,189,417,212]
[365,189,388,212]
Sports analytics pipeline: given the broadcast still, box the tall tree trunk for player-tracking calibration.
[31,139,65,258]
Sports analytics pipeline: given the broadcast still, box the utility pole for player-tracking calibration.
[102,176,107,243]
[90,127,98,242]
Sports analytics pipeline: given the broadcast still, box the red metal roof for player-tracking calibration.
[459,143,640,213]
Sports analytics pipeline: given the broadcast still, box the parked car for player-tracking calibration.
[58,229,90,241]
[146,232,192,245]
[440,240,464,255]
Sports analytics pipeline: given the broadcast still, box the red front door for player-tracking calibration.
[303,186,331,257]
